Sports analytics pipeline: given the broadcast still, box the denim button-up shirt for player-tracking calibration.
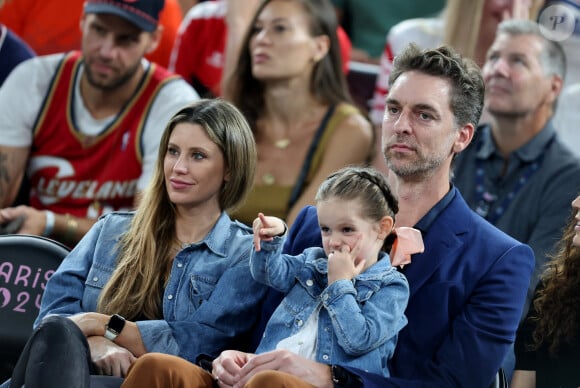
[36,211,268,363]
[252,236,409,377]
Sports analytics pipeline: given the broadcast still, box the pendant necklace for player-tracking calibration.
[262,173,276,185]
[262,138,290,184]
[274,139,291,149]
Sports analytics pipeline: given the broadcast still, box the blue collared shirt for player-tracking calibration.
[453,121,580,316]
[36,211,269,363]
[414,184,455,233]
[252,237,409,377]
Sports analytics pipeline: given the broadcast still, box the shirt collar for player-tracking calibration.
[356,252,394,280]
[475,120,556,162]
[414,185,456,233]
[187,211,236,258]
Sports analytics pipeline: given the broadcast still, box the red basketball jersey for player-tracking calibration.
[29,51,177,218]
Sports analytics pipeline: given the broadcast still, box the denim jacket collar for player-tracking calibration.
[184,212,250,258]
[356,252,392,281]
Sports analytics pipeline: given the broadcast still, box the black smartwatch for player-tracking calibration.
[104,313,126,341]
[331,365,363,387]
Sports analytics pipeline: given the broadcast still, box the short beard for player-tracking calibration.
[84,61,142,92]
[386,149,449,182]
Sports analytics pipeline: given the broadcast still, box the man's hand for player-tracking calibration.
[0,205,44,235]
[212,349,254,387]
[0,145,29,208]
[87,336,137,377]
[239,350,333,388]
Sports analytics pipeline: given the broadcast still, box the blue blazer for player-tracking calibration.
[271,188,534,387]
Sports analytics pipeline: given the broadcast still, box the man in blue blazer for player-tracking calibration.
[210,43,535,388]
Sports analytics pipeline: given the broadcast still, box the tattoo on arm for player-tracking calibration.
[0,152,12,199]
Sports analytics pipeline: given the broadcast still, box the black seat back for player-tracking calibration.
[0,234,70,381]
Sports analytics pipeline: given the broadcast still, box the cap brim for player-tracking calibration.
[84,3,156,32]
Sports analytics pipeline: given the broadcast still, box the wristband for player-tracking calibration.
[331,365,363,388]
[43,211,55,237]
[104,314,126,341]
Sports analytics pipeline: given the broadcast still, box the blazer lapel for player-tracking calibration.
[400,192,470,298]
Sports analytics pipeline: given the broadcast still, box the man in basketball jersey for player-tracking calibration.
[0,0,198,246]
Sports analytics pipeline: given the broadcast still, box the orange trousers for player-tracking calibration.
[120,353,315,388]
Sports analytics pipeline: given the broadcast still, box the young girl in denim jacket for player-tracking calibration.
[249,165,422,378]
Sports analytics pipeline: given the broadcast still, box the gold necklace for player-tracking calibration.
[262,136,290,184]
[274,139,291,149]
[262,172,276,185]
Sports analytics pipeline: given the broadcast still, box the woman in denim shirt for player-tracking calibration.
[119,166,421,387]
[6,99,268,388]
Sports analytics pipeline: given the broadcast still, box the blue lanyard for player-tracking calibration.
[473,137,550,224]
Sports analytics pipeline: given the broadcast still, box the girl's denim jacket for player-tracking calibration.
[252,236,409,377]
[35,211,268,363]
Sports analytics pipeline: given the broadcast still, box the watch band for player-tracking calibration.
[331,365,363,388]
[104,313,126,341]
[103,329,118,341]
[331,364,346,385]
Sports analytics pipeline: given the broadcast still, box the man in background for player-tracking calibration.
[0,0,198,246]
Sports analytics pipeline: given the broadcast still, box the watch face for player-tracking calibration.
[108,314,126,334]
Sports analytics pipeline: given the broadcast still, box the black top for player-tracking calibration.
[514,284,580,388]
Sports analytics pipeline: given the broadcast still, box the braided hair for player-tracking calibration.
[315,166,398,251]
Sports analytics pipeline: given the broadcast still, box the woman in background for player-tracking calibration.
[225,0,374,227]
[511,195,580,388]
